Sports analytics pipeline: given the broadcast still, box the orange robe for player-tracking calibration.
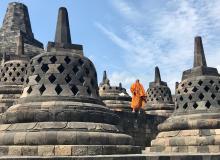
[130,82,146,110]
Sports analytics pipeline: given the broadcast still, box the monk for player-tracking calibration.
[130,79,146,113]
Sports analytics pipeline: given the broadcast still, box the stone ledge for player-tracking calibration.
[1,154,220,160]
[0,145,141,156]
[145,145,220,153]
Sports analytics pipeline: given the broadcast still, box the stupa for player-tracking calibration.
[99,71,131,111]
[0,7,141,157]
[0,2,43,58]
[147,36,220,153]
[144,66,174,117]
[0,35,29,113]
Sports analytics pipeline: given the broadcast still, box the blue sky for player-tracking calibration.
[1,0,220,94]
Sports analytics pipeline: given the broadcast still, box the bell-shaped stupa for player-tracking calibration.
[99,71,131,111]
[144,67,174,117]
[147,36,220,153]
[0,35,29,113]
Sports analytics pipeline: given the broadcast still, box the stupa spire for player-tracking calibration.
[119,82,122,89]
[193,36,207,67]
[155,66,161,83]
[99,70,110,86]
[2,2,33,38]
[47,6,82,52]
[55,7,71,44]
[103,70,107,82]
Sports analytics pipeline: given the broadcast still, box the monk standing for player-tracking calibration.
[130,79,146,113]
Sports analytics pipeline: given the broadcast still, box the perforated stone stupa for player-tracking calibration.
[147,36,220,153]
[0,35,29,113]
[99,71,131,111]
[0,2,43,58]
[144,66,174,117]
[0,7,141,157]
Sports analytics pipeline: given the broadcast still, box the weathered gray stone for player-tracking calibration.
[0,2,44,58]
[0,4,141,158]
[146,36,220,154]
[144,66,174,117]
[55,7,71,45]
[38,146,54,156]
[99,71,131,111]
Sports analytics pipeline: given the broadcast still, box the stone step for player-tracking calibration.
[0,145,141,156]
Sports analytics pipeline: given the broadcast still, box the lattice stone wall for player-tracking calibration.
[0,60,28,84]
[146,86,173,103]
[23,53,98,99]
[175,76,220,114]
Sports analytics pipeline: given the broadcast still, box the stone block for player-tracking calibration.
[38,145,54,156]
[117,145,131,154]
[45,131,57,145]
[214,129,220,135]
[3,132,15,145]
[76,131,90,145]
[25,132,46,145]
[71,145,87,156]
[102,145,116,155]
[197,146,209,153]
[214,135,220,145]
[0,146,8,156]
[87,145,102,155]
[55,145,72,156]
[21,146,38,156]
[188,146,197,153]
[171,146,179,152]
[178,146,188,152]
[89,132,102,145]
[164,147,172,152]
[57,131,77,145]
[208,145,220,153]
[8,146,22,155]
[14,132,26,144]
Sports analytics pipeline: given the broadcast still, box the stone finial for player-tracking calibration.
[155,66,161,83]
[2,2,33,38]
[47,7,82,52]
[193,36,207,67]
[119,83,122,89]
[103,70,107,82]
[102,70,110,85]
[55,7,71,44]
[16,34,24,55]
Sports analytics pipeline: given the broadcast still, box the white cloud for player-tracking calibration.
[110,0,143,22]
[96,0,220,94]
[108,71,148,95]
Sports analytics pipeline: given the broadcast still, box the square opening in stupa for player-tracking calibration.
[0,1,219,160]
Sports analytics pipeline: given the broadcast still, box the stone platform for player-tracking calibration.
[1,154,220,160]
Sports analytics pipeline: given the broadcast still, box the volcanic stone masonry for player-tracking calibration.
[0,2,44,58]
[0,34,29,113]
[146,36,220,154]
[1,1,220,160]
[99,70,131,111]
[99,70,168,149]
[0,6,142,158]
[144,66,174,117]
